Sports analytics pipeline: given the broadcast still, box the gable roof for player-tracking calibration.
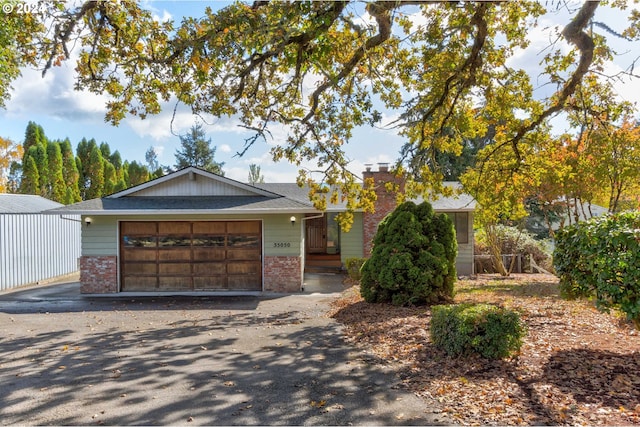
[44,167,476,216]
[46,167,317,215]
[109,167,281,198]
[0,194,63,214]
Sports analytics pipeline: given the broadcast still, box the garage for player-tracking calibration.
[120,220,262,292]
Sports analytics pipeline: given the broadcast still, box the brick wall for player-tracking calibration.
[362,164,405,256]
[80,256,118,293]
[264,256,302,293]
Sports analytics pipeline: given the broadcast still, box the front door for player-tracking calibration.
[306,216,326,254]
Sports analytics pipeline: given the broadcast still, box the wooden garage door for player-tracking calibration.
[120,221,262,292]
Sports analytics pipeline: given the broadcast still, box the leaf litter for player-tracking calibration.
[329,274,640,426]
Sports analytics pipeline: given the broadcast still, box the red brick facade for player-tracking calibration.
[362,164,405,256]
[80,256,118,293]
[263,256,302,293]
[79,255,304,294]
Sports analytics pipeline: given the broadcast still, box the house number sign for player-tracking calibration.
[273,242,291,248]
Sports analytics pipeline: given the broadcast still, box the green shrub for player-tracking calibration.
[430,303,526,359]
[360,201,457,306]
[553,224,593,299]
[345,257,367,281]
[554,212,640,328]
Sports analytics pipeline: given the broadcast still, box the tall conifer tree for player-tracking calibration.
[19,155,39,195]
[85,144,104,199]
[60,138,81,203]
[174,123,224,175]
[46,141,65,202]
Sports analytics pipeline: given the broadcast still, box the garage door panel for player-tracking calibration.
[193,248,225,261]
[158,236,191,247]
[158,263,191,275]
[158,276,192,289]
[227,262,261,275]
[228,235,260,247]
[158,248,191,261]
[228,275,261,290]
[122,276,157,291]
[121,221,262,292]
[122,262,157,275]
[228,221,260,234]
[158,222,190,234]
[123,248,156,262]
[193,222,226,234]
[122,222,156,234]
[193,263,226,275]
[123,236,156,248]
[193,276,227,290]
[227,249,261,261]
[192,236,225,247]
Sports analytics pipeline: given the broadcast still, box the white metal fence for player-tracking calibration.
[0,213,81,290]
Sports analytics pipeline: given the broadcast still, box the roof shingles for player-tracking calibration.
[46,195,315,214]
[0,194,63,214]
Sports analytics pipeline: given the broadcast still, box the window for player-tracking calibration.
[446,212,469,244]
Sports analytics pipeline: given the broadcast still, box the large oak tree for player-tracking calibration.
[1,0,639,223]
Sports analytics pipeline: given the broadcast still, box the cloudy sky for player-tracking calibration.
[1,1,639,183]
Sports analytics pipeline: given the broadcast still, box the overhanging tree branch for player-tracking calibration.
[507,0,598,161]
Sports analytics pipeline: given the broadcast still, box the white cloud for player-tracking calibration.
[125,108,193,141]
[153,10,172,23]
[152,145,165,157]
[602,62,640,107]
[7,58,109,121]
[219,144,232,153]
[141,0,172,22]
[224,158,301,183]
[406,8,429,33]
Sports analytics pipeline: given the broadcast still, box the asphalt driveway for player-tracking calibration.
[0,279,450,426]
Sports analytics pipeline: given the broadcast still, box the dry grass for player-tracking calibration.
[329,274,640,425]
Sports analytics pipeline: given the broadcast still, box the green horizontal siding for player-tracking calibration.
[340,212,364,263]
[263,215,302,257]
[82,216,118,256]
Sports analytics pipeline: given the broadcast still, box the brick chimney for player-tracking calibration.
[362,163,405,256]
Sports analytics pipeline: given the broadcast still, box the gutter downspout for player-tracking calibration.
[59,215,82,223]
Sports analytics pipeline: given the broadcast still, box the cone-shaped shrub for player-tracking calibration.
[360,201,457,305]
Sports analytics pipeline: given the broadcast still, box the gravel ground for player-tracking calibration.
[0,280,450,426]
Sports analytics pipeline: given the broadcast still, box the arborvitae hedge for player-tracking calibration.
[360,201,457,306]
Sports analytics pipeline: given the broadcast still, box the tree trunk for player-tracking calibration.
[485,224,508,276]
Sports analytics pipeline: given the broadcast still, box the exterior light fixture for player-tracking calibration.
[84,217,92,227]
[290,216,296,226]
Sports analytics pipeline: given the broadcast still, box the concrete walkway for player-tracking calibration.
[0,277,450,426]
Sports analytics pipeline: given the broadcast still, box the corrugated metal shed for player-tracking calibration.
[0,194,81,291]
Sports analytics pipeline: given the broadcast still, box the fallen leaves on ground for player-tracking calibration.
[329,274,640,426]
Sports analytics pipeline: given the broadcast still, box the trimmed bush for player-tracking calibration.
[430,303,526,359]
[554,212,640,328]
[345,257,367,281]
[360,201,457,306]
